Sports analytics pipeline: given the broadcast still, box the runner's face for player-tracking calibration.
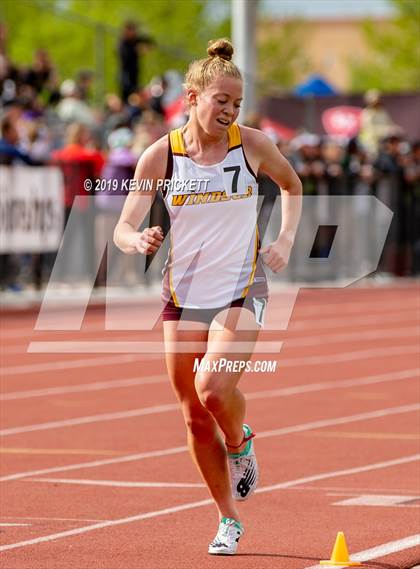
[195,76,242,135]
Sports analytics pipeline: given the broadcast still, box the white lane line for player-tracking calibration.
[1,403,418,482]
[351,534,420,562]
[4,325,419,357]
[274,486,420,496]
[0,498,214,552]
[4,311,415,359]
[18,324,420,357]
[25,342,418,358]
[285,326,419,348]
[331,494,419,507]
[26,341,283,353]
[1,368,418,436]
[256,404,420,440]
[258,455,420,495]
[246,368,419,400]
[27,478,205,489]
[1,366,417,403]
[290,311,419,331]
[0,374,168,401]
[0,403,181,437]
[3,344,161,357]
[1,516,109,523]
[286,300,418,317]
[0,454,418,553]
[1,301,416,341]
[0,446,189,482]
[4,342,417,383]
[278,345,419,367]
[1,355,146,376]
[305,534,420,569]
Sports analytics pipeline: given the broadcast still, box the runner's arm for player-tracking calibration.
[242,128,303,272]
[113,137,167,255]
[256,132,302,245]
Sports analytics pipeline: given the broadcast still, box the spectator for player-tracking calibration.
[342,137,373,195]
[0,24,22,104]
[131,111,167,158]
[55,79,95,127]
[51,122,105,281]
[375,134,406,177]
[102,93,131,141]
[290,133,324,195]
[321,138,344,196]
[0,115,34,291]
[0,54,21,104]
[404,141,420,274]
[76,69,94,102]
[22,49,57,97]
[148,75,167,117]
[359,89,398,158]
[96,127,137,286]
[20,118,52,164]
[0,115,34,165]
[51,122,104,216]
[375,134,410,275]
[118,21,154,103]
[126,91,148,125]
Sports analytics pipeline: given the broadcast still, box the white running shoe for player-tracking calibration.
[208,517,244,555]
[227,424,258,501]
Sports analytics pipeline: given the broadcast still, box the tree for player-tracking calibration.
[350,0,420,92]
[257,19,309,95]
[0,0,229,98]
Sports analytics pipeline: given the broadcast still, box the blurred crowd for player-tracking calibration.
[255,126,420,280]
[1,28,419,291]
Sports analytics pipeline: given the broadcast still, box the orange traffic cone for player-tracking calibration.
[320,532,362,566]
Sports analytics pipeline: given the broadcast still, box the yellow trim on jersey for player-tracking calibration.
[227,123,241,149]
[168,236,180,307]
[241,225,259,298]
[169,129,187,155]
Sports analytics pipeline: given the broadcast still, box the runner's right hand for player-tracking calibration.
[126,226,164,255]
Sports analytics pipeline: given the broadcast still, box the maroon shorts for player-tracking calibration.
[162,295,268,326]
[162,297,244,324]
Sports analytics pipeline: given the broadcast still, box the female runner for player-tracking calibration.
[114,38,302,555]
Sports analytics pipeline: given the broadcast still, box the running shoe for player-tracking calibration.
[208,517,244,555]
[227,424,258,501]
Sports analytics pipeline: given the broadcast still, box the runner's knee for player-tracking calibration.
[195,376,227,414]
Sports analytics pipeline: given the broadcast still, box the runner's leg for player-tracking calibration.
[195,307,260,451]
[163,320,241,521]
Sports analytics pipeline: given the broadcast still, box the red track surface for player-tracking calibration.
[1,283,419,569]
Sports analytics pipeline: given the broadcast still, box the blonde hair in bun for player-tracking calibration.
[207,38,234,61]
[184,38,241,92]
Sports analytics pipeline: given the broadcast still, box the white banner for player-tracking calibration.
[0,166,64,253]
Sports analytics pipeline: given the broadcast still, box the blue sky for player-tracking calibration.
[260,0,395,19]
[209,1,395,23]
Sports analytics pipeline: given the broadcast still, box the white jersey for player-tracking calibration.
[162,123,267,309]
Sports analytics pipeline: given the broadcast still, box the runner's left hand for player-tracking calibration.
[260,232,294,273]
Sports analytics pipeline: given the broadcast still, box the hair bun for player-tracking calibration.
[207,38,234,61]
